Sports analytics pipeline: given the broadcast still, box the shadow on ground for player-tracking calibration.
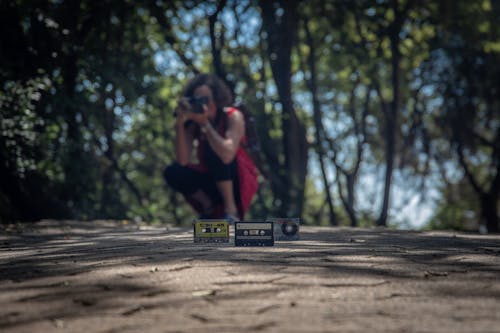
[2,220,499,282]
[1,220,500,332]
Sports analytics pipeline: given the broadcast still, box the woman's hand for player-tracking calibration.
[174,98,190,127]
[175,98,209,127]
[186,104,209,127]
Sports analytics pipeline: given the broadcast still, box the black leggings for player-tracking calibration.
[164,144,239,206]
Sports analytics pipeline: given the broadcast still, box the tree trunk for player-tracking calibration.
[259,0,308,217]
[100,92,116,216]
[481,193,499,233]
[303,17,337,225]
[377,11,401,227]
[346,174,358,227]
[208,0,233,91]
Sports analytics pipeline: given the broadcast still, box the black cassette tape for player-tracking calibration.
[234,221,274,246]
[270,218,300,241]
[193,220,229,243]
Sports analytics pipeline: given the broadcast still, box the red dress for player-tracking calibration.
[186,107,258,220]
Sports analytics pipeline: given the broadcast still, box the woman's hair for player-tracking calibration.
[182,74,233,108]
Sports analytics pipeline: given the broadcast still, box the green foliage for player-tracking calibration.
[1,75,50,177]
[425,179,480,232]
[0,0,498,231]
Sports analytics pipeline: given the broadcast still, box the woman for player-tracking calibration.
[164,74,258,222]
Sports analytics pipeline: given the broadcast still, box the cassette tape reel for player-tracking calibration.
[193,220,229,243]
[270,218,300,241]
[234,221,274,246]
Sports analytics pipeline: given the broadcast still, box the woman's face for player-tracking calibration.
[193,84,217,120]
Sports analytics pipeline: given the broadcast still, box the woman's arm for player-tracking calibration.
[175,111,195,166]
[203,110,245,164]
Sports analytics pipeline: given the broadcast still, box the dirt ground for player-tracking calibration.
[1,220,500,333]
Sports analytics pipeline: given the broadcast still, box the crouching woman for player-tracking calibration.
[164,74,258,222]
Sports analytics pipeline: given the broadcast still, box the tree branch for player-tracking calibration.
[149,4,200,75]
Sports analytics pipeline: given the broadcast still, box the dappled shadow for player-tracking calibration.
[1,220,500,331]
[2,221,500,282]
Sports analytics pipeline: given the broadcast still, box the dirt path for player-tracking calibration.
[1,220,500,333]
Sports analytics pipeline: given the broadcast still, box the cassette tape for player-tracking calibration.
[234,221,274,246]
[193,220,229,243]
[270,218,300,241]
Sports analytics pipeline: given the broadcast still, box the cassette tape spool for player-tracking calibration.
[193,220,229,243]
[234,221,274,246]
[270,218,300,241]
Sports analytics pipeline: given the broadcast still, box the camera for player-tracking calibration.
[188,96,209,114]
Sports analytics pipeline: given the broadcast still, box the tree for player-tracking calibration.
[427,1,500,232]
[0,1,158,221]
[1,0,498,231]
[259,0,309,217]
[300,15,338,225]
